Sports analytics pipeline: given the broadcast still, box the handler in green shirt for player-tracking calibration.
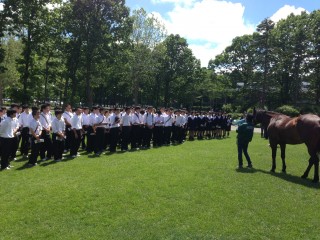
[236,113,254,168]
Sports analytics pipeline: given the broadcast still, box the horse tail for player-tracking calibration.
[317,125,320,153]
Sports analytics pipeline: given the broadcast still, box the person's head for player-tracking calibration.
[65,104,72,112]
[92,106,99,114]
[135,106,141,112]
[41,103,50,114]
[10,103,19,111]
[7,109,17,119]
[147,106,153,113]
[75,107,82,116]
[32,109,41,120]
[246,113,253,123]
[55,109,63,120]
[82,107,89,114]
[125,107,130,114]
[22,105,29,113]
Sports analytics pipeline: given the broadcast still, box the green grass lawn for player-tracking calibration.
[1,133,319,239]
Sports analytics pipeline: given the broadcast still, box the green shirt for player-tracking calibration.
[236,122,254,144]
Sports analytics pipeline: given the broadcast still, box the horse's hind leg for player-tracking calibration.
[280,144,286,173]
[301,158,312,179]
[312,153,319,183]
[270,143,277,172]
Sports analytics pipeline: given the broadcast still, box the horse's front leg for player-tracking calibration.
[270,143,277,172]
[312,154,319,183]
[280,143,286,173]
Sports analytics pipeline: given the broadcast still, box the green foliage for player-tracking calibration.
[222,103,233,113]
[275,105,300,117]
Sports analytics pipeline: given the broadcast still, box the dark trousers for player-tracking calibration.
[131,125,141,148]
[52,133,64,160]
[94,127,105,154]
[164,126,172,144]
[20,127,30,155]
[0,137,14,169]
[174,127,183,143]
[237,141,252,166]
[11,135,20,159]
[104,130,110,149]
[64,125,72,151]
[109,127,119,152]
[121,126,131,150]
[40,131,53,159]
[82,126,88,149]
[29,137,42,165]
[142,127,153,147]
[86,126,95,153]
[153,126,163,146]
[70,130,82,156]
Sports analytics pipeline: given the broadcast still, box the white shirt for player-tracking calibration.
[144,112,154,126]
[12,117,20,131]
[19,111,31,128]
[82,113,90,126]
[89,113,97,126]
[108,113,120,128]
[62,111,73,125]
[175,115,184,127]
[71,114,82,130]
[51,117,65,134]
[95,114,105,126]
[0,117,15,138]
[163,114,173,127]
[40,112,51,130]
[120,113,131,127]
[154,115,164,127]
[29,118,42,136]
[131,112,143,125]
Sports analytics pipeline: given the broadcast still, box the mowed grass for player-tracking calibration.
[0,133,319,240]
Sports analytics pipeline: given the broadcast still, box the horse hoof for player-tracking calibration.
[312,179,319,183]
[282,170,286,173]
[270,169,275,173]
[301,174,307,179]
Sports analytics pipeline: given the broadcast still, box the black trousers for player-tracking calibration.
[64,125,72,151]
[11,135,20,159]
[174,127,183,143]
[29,137,42,165]
[20,127,30,155]
[94,127,105,154]
[153,126,164,146]
[237,141,252,166]
[142,127,153,147]
[86,126,95,153]
[121,126,131,150]
[164,126,172,144]
[0,137,14,169]
[104,130,110,149]
[131,125,142,148]
[52,133,64,160]
[40,131,53,159]
[82,125,88,149]
[70,130,82,156]
[109,127,119,152]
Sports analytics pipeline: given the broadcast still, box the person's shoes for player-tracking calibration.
[237,165,243,169]
[12,158,17,161]
[8,165,14,168]
[40,158,46,162]
[1,167,11,170]
[247,164,253,168]
[27,163,37,167]
[55,159,61,162]
[71,155,77,158]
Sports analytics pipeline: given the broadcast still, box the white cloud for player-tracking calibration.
[151,0,196,7]
[270,5,307,23]
[152,0,255,67]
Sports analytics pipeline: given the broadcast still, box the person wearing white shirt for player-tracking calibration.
[142,106,154,148]
[39,103,53,161]
[174,110,184,144]
[108,108,120,153]
[120,107,131,151]
[131,106,143,149]
[19,105,31,157]
[0,109,17,170]
[81,107,90,150]
[153,110,164,147]
[28,109,43,167]
[86,106,99,153]
[51,110,66,161]
[62,104,73,152]
[163,108,174,145]
[103,109,111,150]
[70,107,83,158]
[94,108,106,155]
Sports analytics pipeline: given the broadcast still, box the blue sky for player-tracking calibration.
[126,0,320,67]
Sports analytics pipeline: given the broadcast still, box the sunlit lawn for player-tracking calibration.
[0,133,319,239]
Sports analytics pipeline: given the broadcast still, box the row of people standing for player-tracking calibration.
[0,103,232,169]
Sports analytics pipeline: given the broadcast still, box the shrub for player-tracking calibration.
[222,104,233,113]
[275,105,300,117]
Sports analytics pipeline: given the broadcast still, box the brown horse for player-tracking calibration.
[253,109,320,183]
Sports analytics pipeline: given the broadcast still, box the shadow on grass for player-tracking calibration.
[256,169,320,189]
[236,167,257,174]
